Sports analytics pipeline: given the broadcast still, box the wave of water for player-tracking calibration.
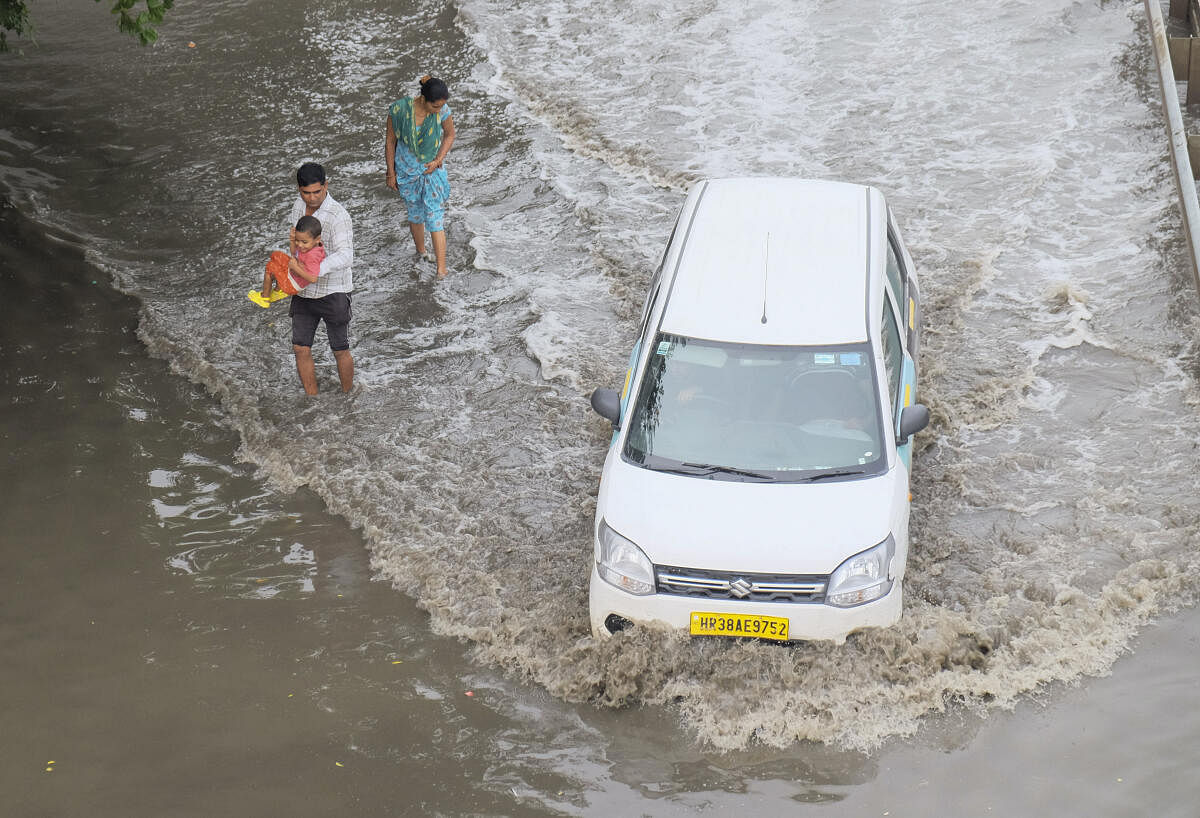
[3,0,1200,751]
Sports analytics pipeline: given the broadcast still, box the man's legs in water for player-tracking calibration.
[293,345,319,395]
[334,349,354,393]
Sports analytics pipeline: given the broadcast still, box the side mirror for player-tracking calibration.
[590,387,621,428]
[898,404,930,444]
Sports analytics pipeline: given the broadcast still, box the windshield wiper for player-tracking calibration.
[674,462,776,481]
[804,468,867,482]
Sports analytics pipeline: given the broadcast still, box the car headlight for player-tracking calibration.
[595,520,655,596]
[826,536,894,608]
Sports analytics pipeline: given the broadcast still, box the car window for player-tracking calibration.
[885,234,905,308]
[880,298,904,415]
[623,334,886,480]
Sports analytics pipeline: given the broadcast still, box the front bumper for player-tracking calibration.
[588,564,902,644]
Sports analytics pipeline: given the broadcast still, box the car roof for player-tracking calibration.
[658,177,880,346]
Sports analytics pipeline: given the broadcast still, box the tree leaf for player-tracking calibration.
[2,0,174,51]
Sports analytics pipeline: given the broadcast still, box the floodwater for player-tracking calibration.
[2,0,1199,814]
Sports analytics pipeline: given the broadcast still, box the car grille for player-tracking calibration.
[655,565,827,603]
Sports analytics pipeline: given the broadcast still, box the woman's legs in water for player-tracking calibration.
[409,219,446,276]
[431,230,447,277]
[408,221,427,256]
[401,172,448,273]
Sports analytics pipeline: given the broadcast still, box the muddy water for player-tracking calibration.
[2,0,1200,813]
[4,196,1197,814]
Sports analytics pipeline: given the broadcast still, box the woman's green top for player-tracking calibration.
[390,96,445,164]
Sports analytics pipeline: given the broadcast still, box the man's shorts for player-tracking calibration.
[289,292,351,351]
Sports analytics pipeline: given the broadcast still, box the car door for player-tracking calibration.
[879,281,918,470]
[885,212,921,378]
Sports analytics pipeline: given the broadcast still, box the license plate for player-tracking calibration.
[689,612,789,641]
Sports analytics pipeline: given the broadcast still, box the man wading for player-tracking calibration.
[286,162,354,394]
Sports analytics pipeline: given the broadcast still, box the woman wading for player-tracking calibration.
[385,75,456,278]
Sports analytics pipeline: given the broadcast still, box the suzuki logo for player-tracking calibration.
[729,578,753,598]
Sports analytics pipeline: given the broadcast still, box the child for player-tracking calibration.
[248,215,326,307]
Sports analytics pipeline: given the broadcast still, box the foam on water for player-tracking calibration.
[4,0,1200,751]
[446,0,1200,749]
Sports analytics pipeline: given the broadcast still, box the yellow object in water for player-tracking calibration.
[247,289,288,308]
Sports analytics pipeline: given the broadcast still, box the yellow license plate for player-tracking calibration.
[690,612,789,641]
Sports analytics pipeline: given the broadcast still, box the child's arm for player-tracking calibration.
[288,257,319,285]
[288,247,324,284]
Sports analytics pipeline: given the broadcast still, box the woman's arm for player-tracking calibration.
[424,115,455,173]
[385,116,398,190]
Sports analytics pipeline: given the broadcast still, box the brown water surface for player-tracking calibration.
[3,198,1197,816]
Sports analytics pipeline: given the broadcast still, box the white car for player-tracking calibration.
[588,177,928,643]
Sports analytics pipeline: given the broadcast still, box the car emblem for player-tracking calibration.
[729,578,753,598]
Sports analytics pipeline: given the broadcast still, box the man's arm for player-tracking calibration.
[319,204,353,278]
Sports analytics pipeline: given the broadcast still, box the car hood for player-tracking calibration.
[598,457,901,575]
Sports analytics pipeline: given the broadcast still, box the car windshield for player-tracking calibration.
[623,334,887,481]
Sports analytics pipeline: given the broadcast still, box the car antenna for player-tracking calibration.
[761,232,770,325]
